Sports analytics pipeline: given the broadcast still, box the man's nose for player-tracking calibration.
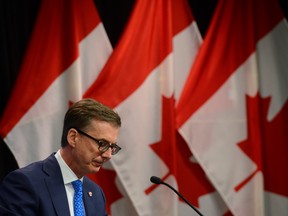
[101,147,112,159]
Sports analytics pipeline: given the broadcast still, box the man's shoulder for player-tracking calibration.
[3,153,57,181]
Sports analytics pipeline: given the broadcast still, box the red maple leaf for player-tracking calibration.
[236,93,288,196]
[145,96,215,207]
[88,168,122,215]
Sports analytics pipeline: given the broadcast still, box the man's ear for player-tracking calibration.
[67,128,78,147]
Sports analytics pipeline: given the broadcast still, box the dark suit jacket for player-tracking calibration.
[0,153,108,216]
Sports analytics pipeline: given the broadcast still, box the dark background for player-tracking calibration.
[0,0,287,181]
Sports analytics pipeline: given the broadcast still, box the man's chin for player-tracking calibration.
[90,164,101,173]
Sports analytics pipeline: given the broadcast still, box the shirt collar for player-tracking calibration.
[55,149,83,184]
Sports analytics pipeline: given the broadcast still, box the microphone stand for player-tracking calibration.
[150,176,204,216]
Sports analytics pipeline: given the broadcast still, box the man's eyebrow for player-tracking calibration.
[98,138,117,144]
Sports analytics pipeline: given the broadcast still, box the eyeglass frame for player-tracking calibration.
[73,128,121,155]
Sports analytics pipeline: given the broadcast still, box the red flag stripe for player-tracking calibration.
[84,0,173,107]
[171,0,195,35]
[84,0,197,108]
[0,0,101,137]
[176,0,283,127]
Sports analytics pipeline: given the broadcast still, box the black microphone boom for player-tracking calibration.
[150,176,204,216]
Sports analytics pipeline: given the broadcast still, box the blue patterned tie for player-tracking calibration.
[72,180,85,216]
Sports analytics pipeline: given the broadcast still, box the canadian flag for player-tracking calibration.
[3,0,287,215]
[84,0,230,215]
[0,0,112,173]
[177,0,288,215]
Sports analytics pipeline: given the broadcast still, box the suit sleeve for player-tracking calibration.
[0,170,39,215]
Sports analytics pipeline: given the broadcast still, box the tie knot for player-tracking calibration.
[72,180,83,193]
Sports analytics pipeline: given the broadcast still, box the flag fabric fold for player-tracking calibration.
[0,0,112,170]
[177,0,288,215]
[85,0,230,215]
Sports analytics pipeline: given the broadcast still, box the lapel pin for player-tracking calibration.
[88,192,93,197]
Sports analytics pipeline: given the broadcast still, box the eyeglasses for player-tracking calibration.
[74,128,121,155]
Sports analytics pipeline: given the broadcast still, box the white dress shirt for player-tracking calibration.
[55,150,85,216]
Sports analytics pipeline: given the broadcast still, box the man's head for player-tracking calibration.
[61,98,121,147]
[60,98,121,177]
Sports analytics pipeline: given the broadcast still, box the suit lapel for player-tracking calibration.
[43,154,70,216]
[83,178,96,216]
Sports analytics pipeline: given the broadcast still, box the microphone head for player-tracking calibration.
[150,176,163,184]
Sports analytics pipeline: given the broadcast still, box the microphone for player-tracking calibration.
[150,176,204,216]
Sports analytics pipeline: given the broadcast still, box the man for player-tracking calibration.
[0,98,121,216]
